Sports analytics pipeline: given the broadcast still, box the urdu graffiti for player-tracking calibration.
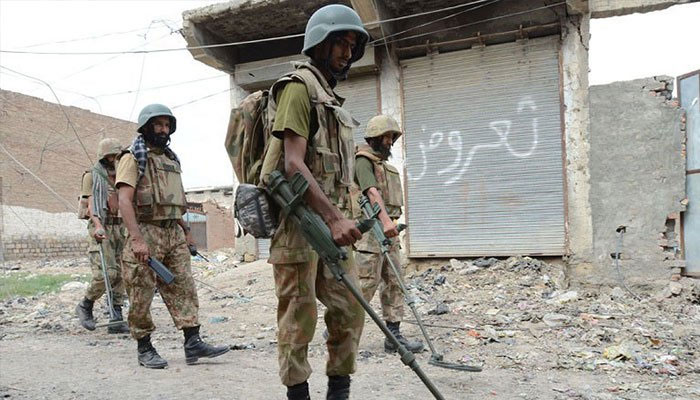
[407,97,539,186]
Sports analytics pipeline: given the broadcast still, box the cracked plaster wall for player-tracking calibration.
[562,14,595,270]
[588,76,686,287]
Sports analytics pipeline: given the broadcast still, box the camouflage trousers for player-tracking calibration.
[84,220,127,306]
[356,244,404,323]
[121,222,199,340]
[273,250,365,387]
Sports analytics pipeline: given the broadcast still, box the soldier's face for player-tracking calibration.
[381,133,394,149]
[329,31,357,73]
[151,116,171,136]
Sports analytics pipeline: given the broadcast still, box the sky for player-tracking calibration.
[1,1,699,190]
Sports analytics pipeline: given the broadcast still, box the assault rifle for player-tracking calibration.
[266,170,445,400]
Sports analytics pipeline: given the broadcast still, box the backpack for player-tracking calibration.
[224,90,280,238]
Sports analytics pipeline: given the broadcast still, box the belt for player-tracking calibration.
[142,219,179,228]
[103,216,122,225]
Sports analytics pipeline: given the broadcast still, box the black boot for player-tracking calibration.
[384,321,424,354]
[183,326,230,365]
[287,381,311,400]
[75,298,96,331]
[326,375,350,400]
[137,335,168,369]
[107,305,130,334]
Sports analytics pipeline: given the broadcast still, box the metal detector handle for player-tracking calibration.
[147,257,175,284]
[188,244,210,262]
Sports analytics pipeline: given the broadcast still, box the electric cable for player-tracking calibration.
[375,2,566,46]
[0,65,94,164]
[0,143,77,212]
[370,0,502,46]
[0,0,538,56]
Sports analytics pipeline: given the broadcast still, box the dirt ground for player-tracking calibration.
[1,252,698,400]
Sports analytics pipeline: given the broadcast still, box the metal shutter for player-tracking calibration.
[401,36,565,257]
[680,72,699,275]
[335,74,380,144]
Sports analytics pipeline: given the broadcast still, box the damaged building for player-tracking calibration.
[180,0,698,286]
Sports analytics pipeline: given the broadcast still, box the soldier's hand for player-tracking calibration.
[93,228,106,242]
[383,221,399,238]
[132,237,150,264]
[330,217,362,246]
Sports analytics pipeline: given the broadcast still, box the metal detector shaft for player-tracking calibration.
[335,270,445,400]
[360,196,482,372]
[98,242,117,321]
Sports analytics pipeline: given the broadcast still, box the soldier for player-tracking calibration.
[116,104,229,369]
[75,138,130,334]
[266,4,369,400]
[354,115,423,353]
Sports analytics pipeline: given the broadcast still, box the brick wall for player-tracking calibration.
[0,89,137,213]
[2,235,89,260]
[203,201,235,250]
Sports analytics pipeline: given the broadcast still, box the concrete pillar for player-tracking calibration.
[561,14,595,273]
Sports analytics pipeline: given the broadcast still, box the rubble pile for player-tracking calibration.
[398,256,699,381]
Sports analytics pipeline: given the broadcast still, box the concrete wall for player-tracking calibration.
[203,201,236,250]
[590,0,695,18]
[3,235,88,260]
[587,76,686,286]
[561,14,595,269]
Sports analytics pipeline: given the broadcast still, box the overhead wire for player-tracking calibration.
[0,0,517,56]
[14,25,171,49]
[375,2,567,46]
[0,143,77,212]
[0,65,94,164]
[370,0,502,46]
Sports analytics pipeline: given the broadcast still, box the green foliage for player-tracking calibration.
[0,273,88,300]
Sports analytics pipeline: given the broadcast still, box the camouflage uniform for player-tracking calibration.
[80,168,128,306]
[116,149,199,340]
[353,143,405,323]
[267,62,365,387]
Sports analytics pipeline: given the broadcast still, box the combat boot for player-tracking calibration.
[107,305,130,334]
[326,375,350,400]
[75,298,96,331]
[183,326,230,365]
[287,381,311,400]
[384,321,424,354]
[137,335,168,369]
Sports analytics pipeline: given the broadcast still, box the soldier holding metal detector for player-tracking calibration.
[353,115,424,354]
[251,5,445,399]
[116,104,229,369]
[75,138,129,334]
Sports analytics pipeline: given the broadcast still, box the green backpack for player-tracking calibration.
[225,90,283,238]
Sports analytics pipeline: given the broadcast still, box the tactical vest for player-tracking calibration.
[354,144,404,218]
[268,62,356,211]
[123,149,187,221]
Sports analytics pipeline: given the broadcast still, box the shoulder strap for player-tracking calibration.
[91,164,116,190]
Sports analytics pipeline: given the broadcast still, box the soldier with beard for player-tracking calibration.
[116,104,229,369]
[354,115,423,354]
[75,138,130,334]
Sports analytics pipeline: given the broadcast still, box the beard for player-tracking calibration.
[370,139,392,160]
[143,129,170,148]
[99,159,114,170]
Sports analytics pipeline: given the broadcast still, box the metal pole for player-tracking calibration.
[330,265,446,400]
[98,242,117,321]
